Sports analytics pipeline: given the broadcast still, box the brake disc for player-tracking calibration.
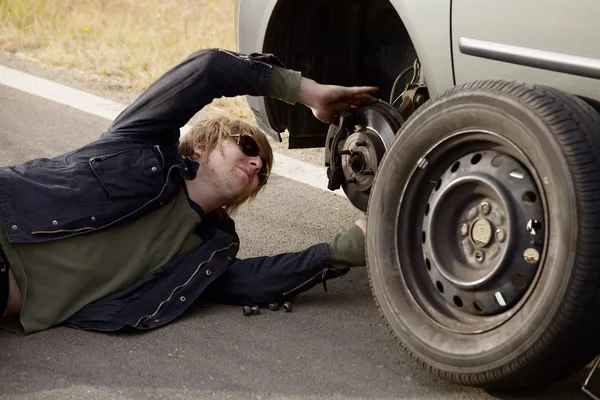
[325,100,403,211]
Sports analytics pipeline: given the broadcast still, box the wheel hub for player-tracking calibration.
[421,151,545,316]
[340,131,381,193]
[324,100,402,211]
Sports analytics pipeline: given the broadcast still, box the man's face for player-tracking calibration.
[191,137,264,206]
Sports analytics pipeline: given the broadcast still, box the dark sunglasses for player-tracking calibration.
[230,134,269,185]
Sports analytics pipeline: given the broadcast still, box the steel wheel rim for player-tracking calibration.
[396,129,549,334]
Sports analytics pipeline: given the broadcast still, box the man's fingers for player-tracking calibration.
[343,86,378,105]
[354,93,378,104]
[351,86,379,95]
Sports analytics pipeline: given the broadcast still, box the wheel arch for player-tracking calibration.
[245,0,455,149]
[386,0,455,96]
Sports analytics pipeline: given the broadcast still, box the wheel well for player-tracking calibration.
[579,95,600,115]
[264,0,416,148]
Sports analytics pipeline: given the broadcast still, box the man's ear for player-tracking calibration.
[192,141,207,160]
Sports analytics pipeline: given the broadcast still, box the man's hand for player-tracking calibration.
[297,77,378,124]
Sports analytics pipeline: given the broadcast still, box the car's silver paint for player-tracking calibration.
[459,38,600,80]
[453,0,600,101]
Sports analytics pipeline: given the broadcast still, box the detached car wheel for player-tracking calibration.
[367,80,600,388]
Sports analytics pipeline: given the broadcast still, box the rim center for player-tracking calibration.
[471,218,493,247]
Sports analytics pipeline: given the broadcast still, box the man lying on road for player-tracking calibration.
[0,48,376,335]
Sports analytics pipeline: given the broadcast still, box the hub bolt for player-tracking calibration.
[481,202,491,215]
[495,229,506,242]
[360,169,374,176]
[339,149,351,156]
[355,139,367,147]
[345,177,357,184]
[459,223,469,237]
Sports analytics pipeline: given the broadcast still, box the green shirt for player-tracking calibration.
[270,65,302,104]
[0,189,202,335]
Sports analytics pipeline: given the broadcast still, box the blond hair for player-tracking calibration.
[179,116,274,216]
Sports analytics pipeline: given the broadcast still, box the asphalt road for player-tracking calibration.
[0,83,595,400]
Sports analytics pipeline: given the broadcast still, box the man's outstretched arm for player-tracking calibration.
[107,48,378,144]
[107,49,280,144]
[201,219,367,307]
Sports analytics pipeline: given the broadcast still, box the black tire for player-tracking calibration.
[366,79,600,388]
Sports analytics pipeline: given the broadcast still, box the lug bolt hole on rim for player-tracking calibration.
[471,153,482,164]
[510,169,525,179]
[436,281,444,293]
[523,191,537,204]
[451,162,460,173]
[453,296,463,308]
[512,273,527,289]
[491,155,504,167]
[473,300,485,313]
[426,258,431,271]
[527,219,543,235]
[494,292,507,306]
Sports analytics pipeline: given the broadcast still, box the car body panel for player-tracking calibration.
[452,0,600,103]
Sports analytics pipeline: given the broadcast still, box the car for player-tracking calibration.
[236,0,600,392]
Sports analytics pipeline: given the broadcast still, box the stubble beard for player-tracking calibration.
[214,166,250,206]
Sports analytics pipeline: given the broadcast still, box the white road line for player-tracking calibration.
[0,65,346,197]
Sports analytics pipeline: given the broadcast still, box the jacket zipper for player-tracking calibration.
[134,242,238,327]
[154,145,165,168]
[282,268,335,297]
[31,227,96,235]
[217,49,273,68]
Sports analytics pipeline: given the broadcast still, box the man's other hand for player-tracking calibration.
[297,77,378,124]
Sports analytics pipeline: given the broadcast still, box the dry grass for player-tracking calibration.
[0,0,253,119]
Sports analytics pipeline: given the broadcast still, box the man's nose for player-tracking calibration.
[248,156,262,172]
